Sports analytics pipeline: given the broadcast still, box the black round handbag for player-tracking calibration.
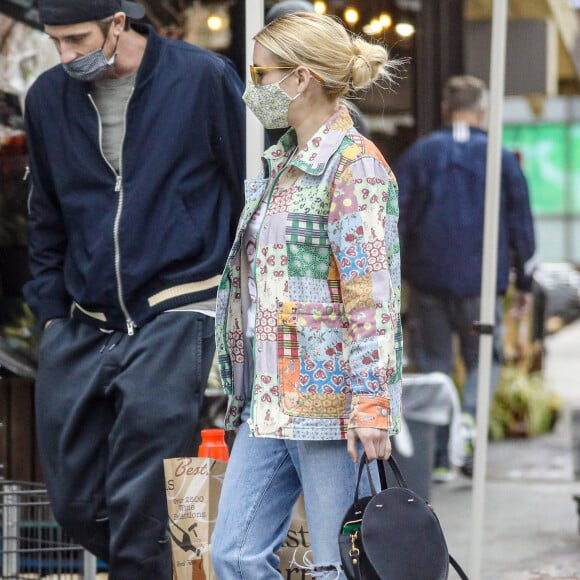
[338,454,469,580]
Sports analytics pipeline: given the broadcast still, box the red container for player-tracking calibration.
[197,428,229,461]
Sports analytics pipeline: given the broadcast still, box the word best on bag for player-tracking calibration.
[164,457,226,580]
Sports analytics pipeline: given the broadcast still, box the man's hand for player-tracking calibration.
[347,427,391,463]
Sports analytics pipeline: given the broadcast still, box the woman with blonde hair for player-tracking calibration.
[212,12,402,579]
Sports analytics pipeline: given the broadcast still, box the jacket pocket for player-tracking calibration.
[277,301,350,419]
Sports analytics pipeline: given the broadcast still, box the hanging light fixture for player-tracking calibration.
[379,12,393,30]
[343,7,360,26]
[395,20,415,37]
[183,2,231,50]
[313,1,327,14]
[207,14,224,31]
[362,18,382,35]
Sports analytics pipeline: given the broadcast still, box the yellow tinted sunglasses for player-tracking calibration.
[249,65,296,84]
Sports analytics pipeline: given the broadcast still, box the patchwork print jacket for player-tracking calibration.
[216,107,402,439]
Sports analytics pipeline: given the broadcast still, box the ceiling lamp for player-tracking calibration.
[362,18,383,35]
[395,21,415,37]
[379,12,393,29]
[207,14,224,31]
[313,1,327,14]
[343,7,360,25]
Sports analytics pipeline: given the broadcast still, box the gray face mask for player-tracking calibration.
[63,30,119,82]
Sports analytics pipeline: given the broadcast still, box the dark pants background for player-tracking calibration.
[407,288,504,468]
[35,311,215,579]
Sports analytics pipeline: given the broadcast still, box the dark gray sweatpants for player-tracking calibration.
[34,311,215,580]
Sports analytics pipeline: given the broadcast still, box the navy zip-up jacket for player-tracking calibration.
[24,25,245,332]
[395,125,536,297]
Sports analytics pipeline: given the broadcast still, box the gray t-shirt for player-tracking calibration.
[91,72,137,172]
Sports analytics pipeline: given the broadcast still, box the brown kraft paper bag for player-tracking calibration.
[165,457,311,579]
[164,457,227,580]
[277,495,312,579]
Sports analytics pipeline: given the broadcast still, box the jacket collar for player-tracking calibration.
[263,105,354,177]
[130,23,161,89]
[74,23,159,93]
[442,124,487,137]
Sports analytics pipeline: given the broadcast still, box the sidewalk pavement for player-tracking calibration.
[432,319,580,580]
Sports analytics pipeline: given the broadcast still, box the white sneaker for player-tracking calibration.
[432,466,457,483]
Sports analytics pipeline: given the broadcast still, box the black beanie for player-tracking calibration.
[39,0,146,26]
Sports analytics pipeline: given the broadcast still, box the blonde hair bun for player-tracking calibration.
[256,12,398,99]
[350,38,390,90]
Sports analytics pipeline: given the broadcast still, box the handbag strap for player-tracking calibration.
[357,453,408,495]
[357,453,471,580]
[354,454,374,502]
[385,455,409,488]
[450,554,470,580]
[354,453,399,505]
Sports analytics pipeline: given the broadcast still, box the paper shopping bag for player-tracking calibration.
[277,495,312,575]
[164,457,227,580]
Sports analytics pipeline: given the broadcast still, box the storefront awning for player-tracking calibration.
[466,0,580,93]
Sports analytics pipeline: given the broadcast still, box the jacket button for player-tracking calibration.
[381,409,388,416]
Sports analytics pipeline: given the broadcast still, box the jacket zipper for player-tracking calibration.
[24,166,33,214]
[88,91,136,336]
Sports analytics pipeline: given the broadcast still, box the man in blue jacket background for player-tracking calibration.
[395,75,536,482]
[24,0,245,577]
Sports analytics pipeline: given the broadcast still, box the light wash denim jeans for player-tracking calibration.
[211,409,376,579]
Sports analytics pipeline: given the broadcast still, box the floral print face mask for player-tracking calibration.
[242,70,301,129]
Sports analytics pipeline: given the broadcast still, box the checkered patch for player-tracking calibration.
[286,213,328,246]
[277,315,298,359]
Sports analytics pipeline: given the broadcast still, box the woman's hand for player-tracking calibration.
[347,427,391,463]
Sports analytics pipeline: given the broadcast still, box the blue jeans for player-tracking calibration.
[407,288,504,466]
[211,412,376,579]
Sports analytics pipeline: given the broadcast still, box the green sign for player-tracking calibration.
[503,123,580,216]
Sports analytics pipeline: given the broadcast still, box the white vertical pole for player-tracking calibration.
[83,551,98,579]
[469,0,509,578]
[2,485,20,578]
[245,0,265,179]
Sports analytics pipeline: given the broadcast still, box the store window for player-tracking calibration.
[1,9,60,378]
[0,89,37,379]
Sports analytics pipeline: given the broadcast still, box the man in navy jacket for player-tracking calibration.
[24,0,244,577]
[395,75,536,480]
